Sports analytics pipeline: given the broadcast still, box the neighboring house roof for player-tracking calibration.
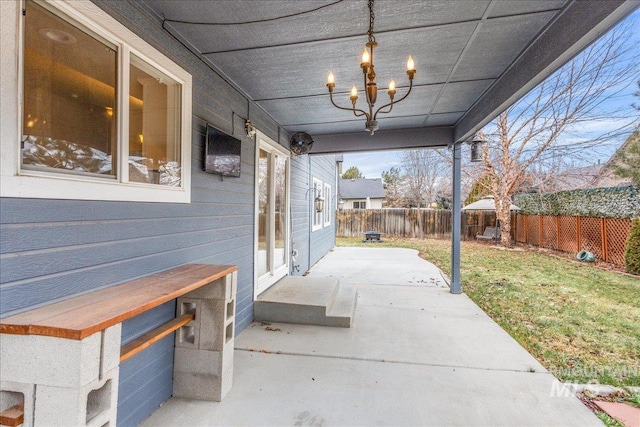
[339,178,385,199]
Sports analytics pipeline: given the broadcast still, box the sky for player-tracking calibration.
[341,8,640,180]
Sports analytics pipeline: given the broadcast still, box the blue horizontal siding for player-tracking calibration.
[117,334,175,427]
[120,301,176,345]
[310,156,338,266]
[289,155,311,274]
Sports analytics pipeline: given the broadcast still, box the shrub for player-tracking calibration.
[625,218,640,275]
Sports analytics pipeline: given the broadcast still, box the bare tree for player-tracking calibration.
[400,149,448,237]
[401,149,447,208]
[479,21,640,247]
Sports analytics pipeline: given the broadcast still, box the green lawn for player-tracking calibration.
[336,237,640,388]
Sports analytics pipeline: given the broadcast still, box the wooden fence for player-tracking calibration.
[336,209,453,239]
[335,209,632,266]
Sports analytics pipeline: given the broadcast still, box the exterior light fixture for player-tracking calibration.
[469,132,485,162]
[326,0,416,135]
[306,186,325,212]
[315,196,324,212]
[245,120,256,138]
[315,194,325,213]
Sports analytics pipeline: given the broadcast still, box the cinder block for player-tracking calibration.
[175,297,200,349]
[101,324,122,375]
[35,385,84,426]
[1,381,35,427]
[173,370,231,402]
[0,332,101,388]
[224,319,234,345]
[86,367,119,427]
[198,298,227,351]
[33,366,118,427]
[219,350,234,400]
[174,347,221,375]
[185,271,236,301]
[175,342,233,374]
[225,298,235,323]
[229,271,237,301]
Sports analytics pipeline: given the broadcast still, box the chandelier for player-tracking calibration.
[326,0,416,135]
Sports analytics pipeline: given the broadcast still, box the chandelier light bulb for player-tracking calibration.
[351,85,358,97]
[327,71,335,84]
[362,48,370,64]
[407,56,415,71]
[389,80,396,91]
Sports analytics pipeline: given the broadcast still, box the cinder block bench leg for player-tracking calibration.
[0,324,121,426]
[174,271,236,402]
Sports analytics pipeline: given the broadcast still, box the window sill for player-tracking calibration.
[0,172,190,203]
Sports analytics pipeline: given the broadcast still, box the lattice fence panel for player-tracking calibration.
[580,217,604,260]
[541,216,558,249]
[606,218,632,265]
[526,215,540,245]
[558,216,578,254]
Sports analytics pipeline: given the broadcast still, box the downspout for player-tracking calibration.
[308,155,312,273]
[450,142,462,294]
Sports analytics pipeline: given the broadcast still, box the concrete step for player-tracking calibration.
[254,276,357,328]
[326,283,358,328]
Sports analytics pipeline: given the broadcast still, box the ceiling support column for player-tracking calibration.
[450,142,462,294]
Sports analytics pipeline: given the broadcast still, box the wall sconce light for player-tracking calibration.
[469,132,485,162]
[306,186,325,212]
[315,194,325,213]
[245,120,256,138]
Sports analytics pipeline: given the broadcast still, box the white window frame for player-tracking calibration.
[323,183,331,226]
[0,0,192,203]
[312,177,323,232]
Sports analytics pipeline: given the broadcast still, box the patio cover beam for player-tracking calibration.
[309,127,452,154]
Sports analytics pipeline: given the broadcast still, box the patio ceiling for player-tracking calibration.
[142,0,638,153]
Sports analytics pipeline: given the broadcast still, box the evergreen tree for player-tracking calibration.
[612,129,640,185]
[625,218,640,275]
[381,167,404,207]
[342,166,364,179]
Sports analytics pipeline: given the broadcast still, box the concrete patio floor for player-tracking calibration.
[142,247,601,426]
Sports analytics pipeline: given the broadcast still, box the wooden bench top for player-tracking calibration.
[0,264,237,340]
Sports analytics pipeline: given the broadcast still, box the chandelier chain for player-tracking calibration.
[367,0,376,43]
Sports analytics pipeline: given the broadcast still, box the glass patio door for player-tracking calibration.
[255,132,289,296]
